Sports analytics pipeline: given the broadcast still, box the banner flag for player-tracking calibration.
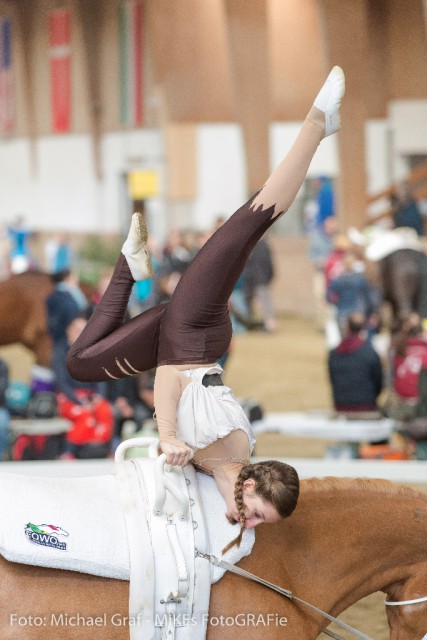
[0,17,14,133]
[49,9,71,133]
[119,1,143,127]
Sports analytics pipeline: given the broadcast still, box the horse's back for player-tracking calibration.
[0,271,53,350]
[380,248,427,317]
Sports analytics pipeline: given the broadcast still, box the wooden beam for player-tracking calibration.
[367,162,427,205]
[223,0,270,195]
[317,0,372,230]
[75,0,103,179]
[144,0,234,122]
[12,0,38,175]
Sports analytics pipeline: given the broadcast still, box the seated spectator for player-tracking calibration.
[0,357,10,460]
[105,370,156,451]
[391,313,427,405]
[328,312,383,413]
[53,316,113,459]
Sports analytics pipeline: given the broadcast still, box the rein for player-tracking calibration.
[385,595,427,606]
[196,551,375,640]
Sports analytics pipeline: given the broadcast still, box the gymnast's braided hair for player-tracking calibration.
[222,460,300,554]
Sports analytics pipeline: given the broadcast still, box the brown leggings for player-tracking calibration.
[67,116,324,382]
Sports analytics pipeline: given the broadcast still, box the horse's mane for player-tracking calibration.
[301,476,427,502]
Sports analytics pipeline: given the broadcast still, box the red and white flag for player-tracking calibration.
[49,8,72,133]
[0,17,15,133]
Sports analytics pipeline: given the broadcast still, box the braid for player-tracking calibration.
[221,460,299,554]
[222,475,246,554]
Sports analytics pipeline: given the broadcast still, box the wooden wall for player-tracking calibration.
[1,0,426,226]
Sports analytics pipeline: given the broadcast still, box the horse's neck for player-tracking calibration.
[254,480,427,613]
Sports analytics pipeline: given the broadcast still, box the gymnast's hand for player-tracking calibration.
[160,439,193,467]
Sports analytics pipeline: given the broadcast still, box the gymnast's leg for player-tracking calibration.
[67,247,166,382]
[157,66,345,365]
[68,67,345,381]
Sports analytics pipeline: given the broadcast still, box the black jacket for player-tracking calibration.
[328,339,383,410]
[243,239,274,288]
[46,288,80,344]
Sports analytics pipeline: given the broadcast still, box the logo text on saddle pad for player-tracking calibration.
[25,523,69,551]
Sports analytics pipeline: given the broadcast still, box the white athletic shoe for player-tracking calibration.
[313,66,345,137]
[121,212,154,281]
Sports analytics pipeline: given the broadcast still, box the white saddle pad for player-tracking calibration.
[0,466,254,583]
[365,227,422,261]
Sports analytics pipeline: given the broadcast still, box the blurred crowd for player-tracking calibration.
[0,215,74,278]
[1,178,427,461]
[306,177,427,460]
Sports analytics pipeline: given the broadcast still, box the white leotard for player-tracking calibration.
[176,364,255,452]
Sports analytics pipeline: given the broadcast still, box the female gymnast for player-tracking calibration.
[67,66,345,549]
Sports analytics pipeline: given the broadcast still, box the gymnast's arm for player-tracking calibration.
[154,366,193,466]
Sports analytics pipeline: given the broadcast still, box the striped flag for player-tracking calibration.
[0,17,14,133]
[119,1,143,127]
[49,8,72,133]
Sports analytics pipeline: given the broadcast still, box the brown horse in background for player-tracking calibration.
[0,272,54,367]
[379,248,427,325]
[0,272,97,368]
[0,477,426,639]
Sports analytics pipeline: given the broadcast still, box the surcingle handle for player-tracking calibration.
[114,436,160,462]
[153,454,189,521]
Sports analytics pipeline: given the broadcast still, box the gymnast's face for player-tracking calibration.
[227,479,281,529]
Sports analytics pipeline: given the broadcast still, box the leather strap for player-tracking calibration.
[196,552,375,640]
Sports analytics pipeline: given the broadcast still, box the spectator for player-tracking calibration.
[0,357,10,460]
[45,269,87,348]
[314,176,335,229]
[153,268,181,305]
[132,239,161,314]
[8,214,31,274]
[324,233,352,287]
[53,316,113,459]
[137,371,156,422]
[327,251,377,333]
[391,182,424,237]
[45,232,74,274]
[105,371,156,451]
[328,312,383,413]
[161,228,193,274]
[391,313,427,407]
[306,215,337,331]
[242,237,278,332]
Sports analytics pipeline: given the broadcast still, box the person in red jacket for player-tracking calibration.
[55,317,113,459]
[392,313,427,402]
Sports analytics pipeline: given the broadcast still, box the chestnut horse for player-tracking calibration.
[0,477,426,639]
[0,272,54,366]
[0,272,96,367]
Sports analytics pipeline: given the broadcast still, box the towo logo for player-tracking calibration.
[25,523,69,551]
